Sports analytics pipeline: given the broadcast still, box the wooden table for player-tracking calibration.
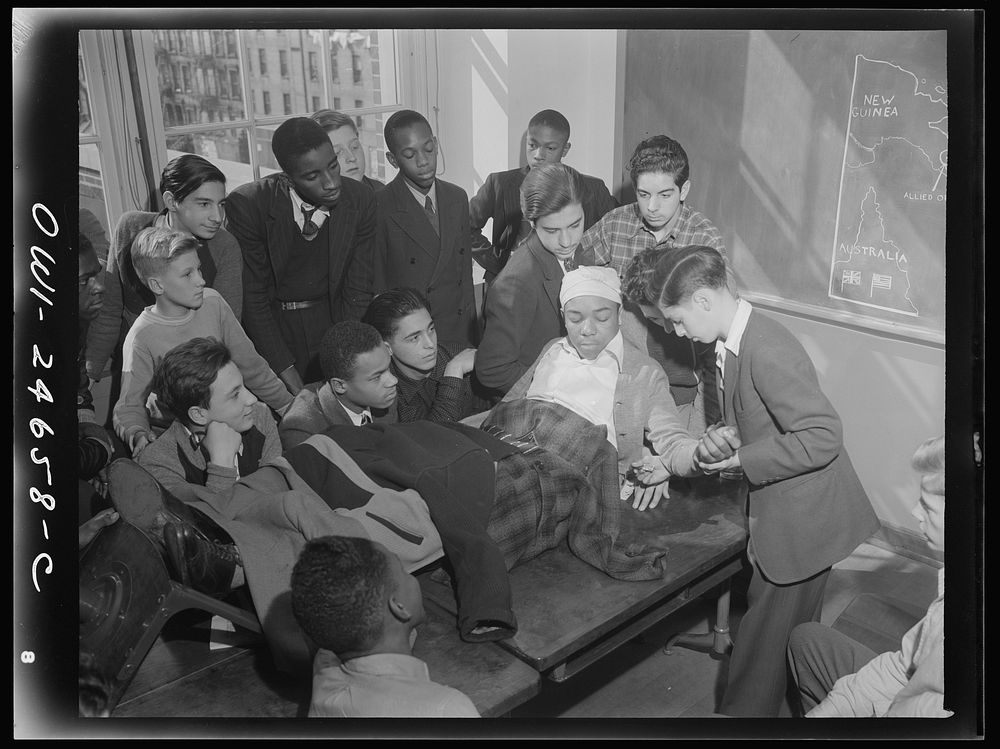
[421,475,747,682]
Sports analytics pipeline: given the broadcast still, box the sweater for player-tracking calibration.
[113,288,292,446]
[86,210,244,380]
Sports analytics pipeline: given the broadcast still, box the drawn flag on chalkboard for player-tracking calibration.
[842,270,862,288]
[871,274,893,292]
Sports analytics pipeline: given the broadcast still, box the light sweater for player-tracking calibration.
[113,288,292,446]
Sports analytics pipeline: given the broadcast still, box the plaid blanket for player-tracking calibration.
[484,399,668,581]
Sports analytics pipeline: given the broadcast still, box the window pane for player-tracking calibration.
[78,38,94,135]
[246,29,327,118]
[153,29,246,128]
[166,128,256,189]
[328,30,398,110]
[79,143,112,262]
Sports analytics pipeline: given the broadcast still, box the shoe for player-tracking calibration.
[107,459,235,549]
[163,522,242,599]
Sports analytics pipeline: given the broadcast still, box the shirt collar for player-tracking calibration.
[404,178,437,212]
[335,394,372,426]
[286,181,330,220]
[181,421,244,458]
[340,652,431,681]
[628,201,692,241]
[720,298,753,356]
[558,330,624,372]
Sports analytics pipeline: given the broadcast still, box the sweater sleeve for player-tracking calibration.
[112,330,154,446]
[644,365,699,476]
[216,295,294,413]
[210,228,244,320]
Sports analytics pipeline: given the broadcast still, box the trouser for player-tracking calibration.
[787,622,878,715]
[277,300,332,384]
[719,561,830,717]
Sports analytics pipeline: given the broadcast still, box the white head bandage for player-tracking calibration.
[559,266,622,308]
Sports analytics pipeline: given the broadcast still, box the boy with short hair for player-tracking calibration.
[279,320,399,450]
[577,135,727,428]
[651,245,879,716]
[113,227,292,456]
[292,535,480,718]
[470,108,616,277]
[138,336,282,501]
[788,435,951,718]
[226,116,378,391]
[373,109,478,350]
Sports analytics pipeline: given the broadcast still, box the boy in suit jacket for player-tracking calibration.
[279,320,398,450]
[651,245,880,716]
[469,109,616,278]
[373,110,479,350]
[226,117,378,392]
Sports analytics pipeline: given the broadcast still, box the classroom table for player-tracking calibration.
[420,475,748,682]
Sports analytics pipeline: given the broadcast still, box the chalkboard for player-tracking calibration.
[622,30,947,344]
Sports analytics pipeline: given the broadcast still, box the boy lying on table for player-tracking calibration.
[494,265,738,513]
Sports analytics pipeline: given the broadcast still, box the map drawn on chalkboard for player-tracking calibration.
[828,54,947,321]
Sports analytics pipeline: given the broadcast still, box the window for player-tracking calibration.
[351,49,362,84]
[141,29,408,189]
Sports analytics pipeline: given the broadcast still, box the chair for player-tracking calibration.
[79,519,262,714]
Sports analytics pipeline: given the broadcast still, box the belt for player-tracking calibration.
[279,299,324,311]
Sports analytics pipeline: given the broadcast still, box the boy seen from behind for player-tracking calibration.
[292,535,480,718]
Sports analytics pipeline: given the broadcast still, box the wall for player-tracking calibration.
[620,29,949,550]
[432,28,620,210]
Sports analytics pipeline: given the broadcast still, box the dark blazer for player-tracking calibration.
[475,232,565,393]
[373,174,477,349]
[725,310,879,584]
[362,175,386,192]
[469,166,617,275]
[225,174,377,375]
[278,380,397,450]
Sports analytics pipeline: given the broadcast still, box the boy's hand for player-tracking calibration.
[78,508,119,550]
[696,424,741,464]
[444,348,477,378]
[626,458,670,512]
[130,431,156,457]
[697,450,742,475]
[279,365,305,397]
[203,421,243,467]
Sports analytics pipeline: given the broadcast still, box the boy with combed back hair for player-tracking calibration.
[292,535,480,717]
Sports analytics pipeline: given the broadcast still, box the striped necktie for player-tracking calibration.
[423,195,439,236]
[301,206,320,240]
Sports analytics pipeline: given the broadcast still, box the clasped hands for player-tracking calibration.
[694,422,742,474]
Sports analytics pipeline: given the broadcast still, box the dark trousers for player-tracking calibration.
[719,561,830,717]
[787,622,878,715]
[277,300,332,384]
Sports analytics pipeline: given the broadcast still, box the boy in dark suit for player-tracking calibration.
[650,245,880,716]
[279,320,399,450]
[469,109,616,279]
[373,110,478,350]
[226,117,378,393]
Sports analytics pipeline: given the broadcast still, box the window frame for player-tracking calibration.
[133,28,430,197]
